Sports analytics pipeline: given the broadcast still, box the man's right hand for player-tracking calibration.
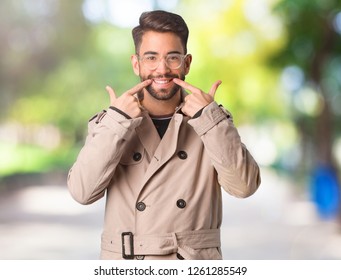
[105,79,152,118]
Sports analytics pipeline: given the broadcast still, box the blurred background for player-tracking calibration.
[1,0,341,259]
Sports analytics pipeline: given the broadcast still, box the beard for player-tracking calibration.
[141,73,185,101]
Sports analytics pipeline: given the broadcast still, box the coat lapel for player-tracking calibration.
[135,111,160,161]
[138,113,183,191]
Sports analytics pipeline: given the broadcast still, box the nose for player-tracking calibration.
[155,57,171,74]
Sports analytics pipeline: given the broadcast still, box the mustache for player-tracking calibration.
[147,74,180,79]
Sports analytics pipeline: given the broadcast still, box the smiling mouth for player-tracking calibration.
[152,78,173,84]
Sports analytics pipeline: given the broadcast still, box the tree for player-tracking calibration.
[270,0,341,218]
[0,0,89,119]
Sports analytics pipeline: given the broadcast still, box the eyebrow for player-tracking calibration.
[142,51,182,55]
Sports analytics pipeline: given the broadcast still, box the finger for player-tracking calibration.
[173,78,201,94]
[208,80,222,98]
[124,79,152,96]
[105,85,117,104]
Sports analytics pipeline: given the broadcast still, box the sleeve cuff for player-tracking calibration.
[188,102,232,136]
[109,106,132,119]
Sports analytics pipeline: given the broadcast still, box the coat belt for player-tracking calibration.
[101,229,221,260]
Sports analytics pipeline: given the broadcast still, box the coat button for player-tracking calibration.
[176,199,186,209]
[133,152,142,161]
[177,151,187,160]
[136,202,146,211]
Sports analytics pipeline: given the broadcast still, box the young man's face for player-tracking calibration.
[132,31,192,101]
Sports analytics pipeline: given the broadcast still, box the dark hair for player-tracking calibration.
[132,10,189,54]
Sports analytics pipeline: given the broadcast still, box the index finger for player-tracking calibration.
[124,79,152,96]
[208,80,222,98]
[173,78,201,94]
[105,85,117,104]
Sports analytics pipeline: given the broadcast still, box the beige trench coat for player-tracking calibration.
[67,97,261,260]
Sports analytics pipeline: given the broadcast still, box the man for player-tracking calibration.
[67,10,261,260]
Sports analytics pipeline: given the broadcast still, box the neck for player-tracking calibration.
[141,90,182,116]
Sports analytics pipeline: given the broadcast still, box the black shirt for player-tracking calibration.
[151,116,172,138]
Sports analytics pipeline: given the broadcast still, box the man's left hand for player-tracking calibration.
[173,78,222,117]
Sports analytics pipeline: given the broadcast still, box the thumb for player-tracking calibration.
[106,85,117,106]
[208,80,222,99]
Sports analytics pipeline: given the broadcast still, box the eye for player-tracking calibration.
[144,55,158,61]
[167,54,181,62]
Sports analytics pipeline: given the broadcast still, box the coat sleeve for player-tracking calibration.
[188,102,261,198]
[67,109,143,205]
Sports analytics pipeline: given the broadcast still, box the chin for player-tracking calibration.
[146,85,180,101]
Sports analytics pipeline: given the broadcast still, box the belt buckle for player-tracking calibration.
[121,232,134,259]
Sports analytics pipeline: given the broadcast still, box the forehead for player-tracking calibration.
[139,31,184,54]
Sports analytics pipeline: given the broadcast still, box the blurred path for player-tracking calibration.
[221,168,341,259]
[0,173,105,259]
[0,168,341,259]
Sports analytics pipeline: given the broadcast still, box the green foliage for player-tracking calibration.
[8,24,138,143]
[268,0,341,177]
[271,0,341,75]
[181,0,288,124]
[0,141,79,176]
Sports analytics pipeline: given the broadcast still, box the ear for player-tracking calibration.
[184,54,192,75]
[131,54,140,76]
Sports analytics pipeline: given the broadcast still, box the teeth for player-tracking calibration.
[154,79,170,84]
